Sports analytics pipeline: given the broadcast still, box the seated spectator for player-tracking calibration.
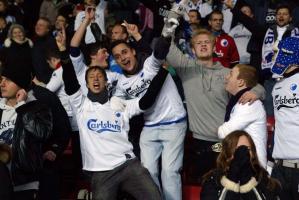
[201,130,281,200]
[218,64,267,167]
[0,0,15,24]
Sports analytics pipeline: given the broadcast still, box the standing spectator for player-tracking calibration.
[201,130,281,200]
[32,17,57,84]
[111,23,129,42]
[184,0,212,20]
[229,4,253,64]
[107,0,140,24]
[111,37,187,199]
[0,60,52,200]
[138,0,173,43]
[61,27,166,199]
[74,0,108,44]
[218,64,267,167]
[32,82,71,200]
[271,37,299,200]
[164,23,264,182]
[135,3,154,44]
[175,9,202,59]
[39,0,67,26]
[208,10,239,68]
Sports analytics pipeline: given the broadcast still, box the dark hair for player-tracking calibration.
[276,4,292,14]
[45,48,60,60]
[241,3,253,13]
[236,64,258,88]
[85,66,107,84]
[87,42,107,56]
[189,9,201,20]
[208,10,223,20]
[110,39,133,52]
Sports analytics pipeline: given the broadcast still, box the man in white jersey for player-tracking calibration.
[218,64,267,167]
[111,38,187,200]
[61,35,169,199]
[70,7,119,96]
[271,37,299,200]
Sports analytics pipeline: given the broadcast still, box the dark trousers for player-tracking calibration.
[13,190,38,200]
[189,138,219,184]
[271,164,299,200]
[89,158,162,200]
[0,161,13,200]
[38,160,60,200]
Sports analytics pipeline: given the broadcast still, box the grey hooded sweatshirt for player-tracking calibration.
[166,42,265,142]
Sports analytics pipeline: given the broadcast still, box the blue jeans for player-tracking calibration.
[140,121,187,200]
[89,158,161,200]
[271,163,299,200]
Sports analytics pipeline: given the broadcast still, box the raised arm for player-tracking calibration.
[57,26,80,95]
[71,8,95,48]
[225,0,267,39]
[139,66,169,110]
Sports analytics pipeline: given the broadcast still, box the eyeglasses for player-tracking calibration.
[194,40,211,45]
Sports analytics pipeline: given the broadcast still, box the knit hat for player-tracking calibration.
[1,59,33,91]
[272,37,299,75]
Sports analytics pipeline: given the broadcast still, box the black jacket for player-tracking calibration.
[201,169,281,200]
[32,84,71,157]
[11,100,52,186]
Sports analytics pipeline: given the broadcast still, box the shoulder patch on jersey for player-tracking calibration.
[220,39,228,47]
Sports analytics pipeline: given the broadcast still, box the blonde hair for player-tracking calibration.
[190,28,215,48]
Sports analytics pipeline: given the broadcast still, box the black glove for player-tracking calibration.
[153,37,171,60]
[239,146,254,185]
[227,145,251,182]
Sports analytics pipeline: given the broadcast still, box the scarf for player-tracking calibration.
[224,87,251,122]
[87,88,108,104]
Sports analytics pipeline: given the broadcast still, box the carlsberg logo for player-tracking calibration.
[274,94,299,110]
[87,119,121,133]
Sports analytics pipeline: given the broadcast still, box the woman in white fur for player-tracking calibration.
[201,130,281,200]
